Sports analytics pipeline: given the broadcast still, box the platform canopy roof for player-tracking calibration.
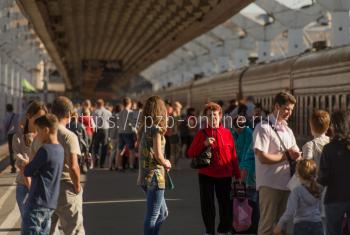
[16,0,252,97]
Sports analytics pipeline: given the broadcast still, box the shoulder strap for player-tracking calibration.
[268,121,288,151]
[201,129,209,138]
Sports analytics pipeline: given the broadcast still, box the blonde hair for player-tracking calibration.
[297,159,321,199]
[139,96,167,134]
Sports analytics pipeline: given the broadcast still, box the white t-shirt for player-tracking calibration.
[253,115,299,191]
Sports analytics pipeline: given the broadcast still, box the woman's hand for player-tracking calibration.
[273,224,282,235]
[163,159,172,171]
[240,169,247,182]
[204,137,215,147]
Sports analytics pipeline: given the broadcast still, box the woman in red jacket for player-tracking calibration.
[188,102,241,235]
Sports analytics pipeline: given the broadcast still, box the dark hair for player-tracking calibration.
[237,103,248,117]
[113,104,122,114]
[274,92,296,106]
[216,100,224,107]
[187,107,195,116]
[137,101,143,109]
[51,96,74,120]
[34,114,59,132]
[331,110,350,150]
[6,104,13,112]
[233,117,246,129]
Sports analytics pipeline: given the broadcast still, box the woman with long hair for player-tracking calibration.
[12,100,47,217]
[137,96,171,235]
[318,110,350,235]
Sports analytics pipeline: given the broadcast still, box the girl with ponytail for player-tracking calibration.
[274,159,324,235]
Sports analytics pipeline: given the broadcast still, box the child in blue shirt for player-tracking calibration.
[20,114,64,235]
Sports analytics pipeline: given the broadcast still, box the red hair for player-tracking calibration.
[203,102,222,116]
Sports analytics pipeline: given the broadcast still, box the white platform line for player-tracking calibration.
[0,186,15,211]
[84,198,182,205]
[0,207,20,235]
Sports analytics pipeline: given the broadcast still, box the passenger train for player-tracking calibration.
[142,45,350,142]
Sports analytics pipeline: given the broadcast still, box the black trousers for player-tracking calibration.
[7,133,15,171]
[92,129,108,167]
[198,174,232,234]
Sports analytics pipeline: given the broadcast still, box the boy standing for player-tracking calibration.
[50,96,85,235]
[21,114,64,235]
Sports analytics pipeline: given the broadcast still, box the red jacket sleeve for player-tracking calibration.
[230,134,241,179]
[187,130,206,158]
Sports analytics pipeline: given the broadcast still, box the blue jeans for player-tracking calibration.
[21,205,54,235]
[294,221,324,235]
[143,177,168,235]
[16,184,29,218]
[325,201,350,235]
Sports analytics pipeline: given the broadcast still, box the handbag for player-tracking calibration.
[268,122,297,177]
[232,181,253,232]
[190,129,212,169]
[165,171,175,190]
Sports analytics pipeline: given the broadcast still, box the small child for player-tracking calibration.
[273,159,324,235]
[20,114,64,235]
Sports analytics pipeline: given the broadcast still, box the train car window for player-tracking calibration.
[333,95,338,110]
[313,96,318,110]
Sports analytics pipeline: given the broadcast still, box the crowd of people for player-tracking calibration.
[2,91,350,235]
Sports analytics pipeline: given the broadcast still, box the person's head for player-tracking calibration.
[96,99,104,108]
[6,104,13,112]
[82,107,90,116]
[309,110,330,137]
[297,159,321,198]
[113,104,122,114]
[233,117,247,133]
[132,101,138,110]
[237,102,248,117]
[34,114,59,143]
[273,92,296,122]
[230,99,238,107]
[204,102,222,128]
[247,96,254,103]
[25,101,48,133]
[140,96,167,134]
[123,97,132,109]
[137,101,143,110]
[172,101,182,115]
[187,107,195,116]
[82,99,91,109]
[70,111,79,121]
[165,100,173,114]
[330,110,350,149]
[51,96,74,124]
[254,103,263,116]
[216,100,224,108]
